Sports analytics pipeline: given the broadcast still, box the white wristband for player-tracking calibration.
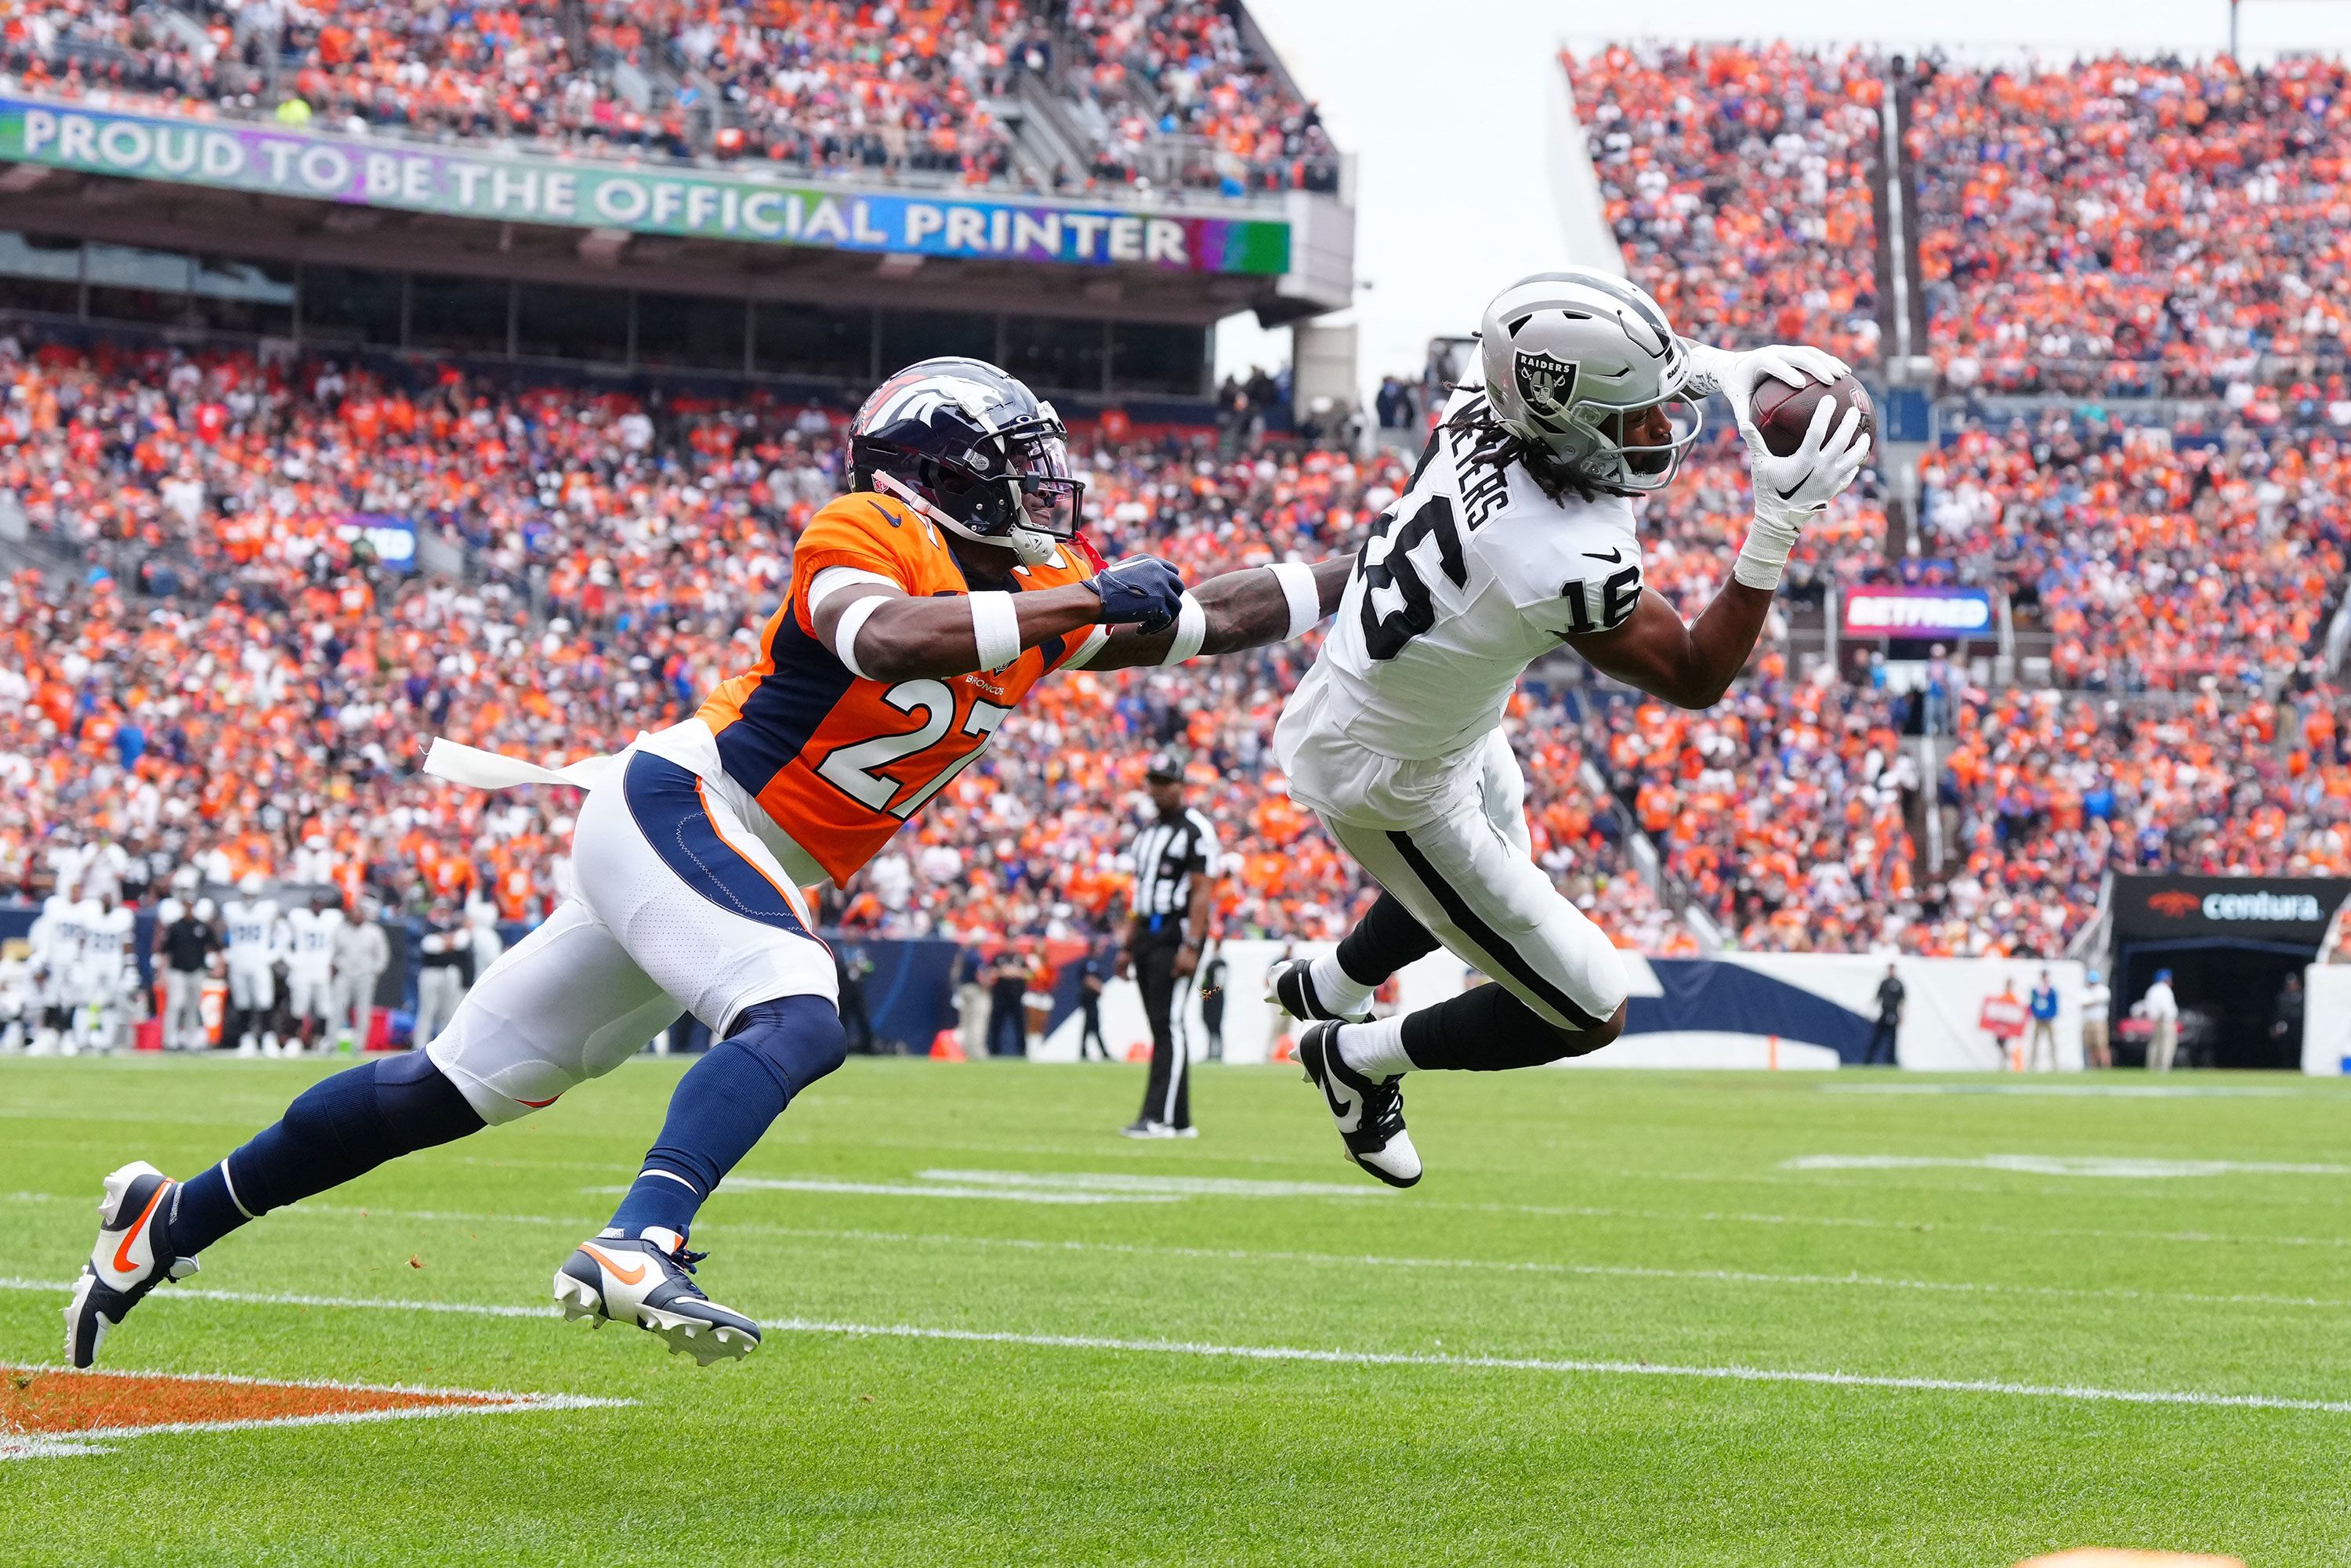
[831,594,887,678]
[1158,592,1208,665]
[1270,560,1321,640]
[969,591,1022,672]
[1732,514,1799,592]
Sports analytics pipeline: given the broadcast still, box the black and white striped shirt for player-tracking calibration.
[1128,806,1220,925]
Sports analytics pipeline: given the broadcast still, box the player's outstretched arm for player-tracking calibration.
[1564,581,1773,710]
[1081,557,1349,671]
[811,556,1186,682]
[1567,389,1871,710]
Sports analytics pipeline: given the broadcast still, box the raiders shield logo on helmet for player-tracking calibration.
[1513,350,1579,422]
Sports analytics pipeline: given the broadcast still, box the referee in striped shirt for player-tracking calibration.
[1119,752,1219,1139]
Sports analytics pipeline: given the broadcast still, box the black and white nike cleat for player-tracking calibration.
[1296,1023,1421,1188]
[63,1161,200,1369]
[1266,957,1371,1025]
[555,1234,760,1365]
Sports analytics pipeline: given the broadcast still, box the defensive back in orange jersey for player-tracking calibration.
[697,491,1099,885]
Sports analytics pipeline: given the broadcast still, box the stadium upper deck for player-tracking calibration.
[4,1,1340,198]
[0,2,1355,404]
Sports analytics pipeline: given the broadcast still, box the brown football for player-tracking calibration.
[1750,371,1875,458]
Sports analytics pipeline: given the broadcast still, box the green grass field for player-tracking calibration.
[2,1056,2348,1566]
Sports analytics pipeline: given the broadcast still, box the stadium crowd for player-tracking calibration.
[1909,54,2351,395]
[0,328,1666,957]
[1567,42,1886,369]
[0,0,1333,194]
[10,312,2346,963]
[13,34,2351,968]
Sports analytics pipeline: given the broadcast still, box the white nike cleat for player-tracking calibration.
[554,1234,760,1366]
[1266,958,1371,1025]
[63,1161,200,1368]
[1296,1022,1422,1188]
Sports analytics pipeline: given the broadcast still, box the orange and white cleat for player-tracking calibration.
[554,1233,760,1366]
[63,1161,200,1369]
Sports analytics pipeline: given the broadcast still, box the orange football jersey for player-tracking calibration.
[699,491,1098,885]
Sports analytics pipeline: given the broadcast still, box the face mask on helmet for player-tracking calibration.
[1592,396,1702,490]
[868,429,1085,567]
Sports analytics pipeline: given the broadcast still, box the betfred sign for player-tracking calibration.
[1841,585,1995,639]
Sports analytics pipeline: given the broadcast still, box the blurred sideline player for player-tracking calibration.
[67,357,1353,1371]
[27,875,81,1056]
[75,892,137,1053]
[280,890,344,1054]
[1267,269,1869,1186]
[221,874,281,1056]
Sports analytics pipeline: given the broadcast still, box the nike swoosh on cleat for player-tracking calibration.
[110,1186,167,1278]
[1313,1049,1364,1133]
[580,1245,647,1287]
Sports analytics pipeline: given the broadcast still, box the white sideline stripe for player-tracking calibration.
[9,1194,2342,1335]
[1821,1084,2308,1099]
[1788,1155,2351,1179]
[760,1317,2351,1415]
[915,1168,1391,1198]
[13,1187,2351,1255]
[211,1202,2351,1305]
[0,1278,2338,1418]
[9,1202,2348,1311]
[592,1179,1179,1206]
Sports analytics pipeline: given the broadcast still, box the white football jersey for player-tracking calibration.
[69,897,107,963]
[223,897,281,958]
[85,904,135,970]
[1288,382,1645,763]
[31,893,82,974]
[282,906,345,969]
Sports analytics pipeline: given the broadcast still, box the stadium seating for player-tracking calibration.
[1566,42,1886,367]
[14,38,2351,963]
[1907,56,2351,396]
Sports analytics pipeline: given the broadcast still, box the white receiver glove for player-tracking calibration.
[1680,339,1871,589]
[1680,340,1852,422]
[1733,394,1871,590]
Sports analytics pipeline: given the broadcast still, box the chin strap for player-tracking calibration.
[870,470,1057,567]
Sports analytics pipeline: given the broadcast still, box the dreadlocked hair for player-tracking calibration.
[1440,387,1621,504]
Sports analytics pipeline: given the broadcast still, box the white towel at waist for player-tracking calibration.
[422,737,627,793]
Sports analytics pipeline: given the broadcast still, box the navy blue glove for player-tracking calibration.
[1085,556,1186,633]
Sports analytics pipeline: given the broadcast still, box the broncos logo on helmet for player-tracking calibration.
[849,357,1085,567]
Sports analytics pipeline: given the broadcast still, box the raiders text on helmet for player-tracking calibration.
[1476,269,1701,493]
[849,357,1085,567]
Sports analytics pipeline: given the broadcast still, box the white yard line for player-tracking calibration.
[0,1277,2340,1418]
[11,1187,2351,1258]
[1820,1084,2311,1099]
[9,1208,2351,1314]
[914,1169,1393,1198]
[596,1179,1181,1205]
[1786,1155,2351,1179]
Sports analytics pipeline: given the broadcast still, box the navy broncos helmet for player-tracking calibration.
[849,357,1084,567]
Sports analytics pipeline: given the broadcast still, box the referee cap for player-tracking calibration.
[1145,751,1184,781]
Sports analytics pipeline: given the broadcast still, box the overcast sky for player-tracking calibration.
[1213,0,2351,389]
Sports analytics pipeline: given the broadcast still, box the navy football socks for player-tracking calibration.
[607,994,848,1243]
[170,1052,484,1255]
